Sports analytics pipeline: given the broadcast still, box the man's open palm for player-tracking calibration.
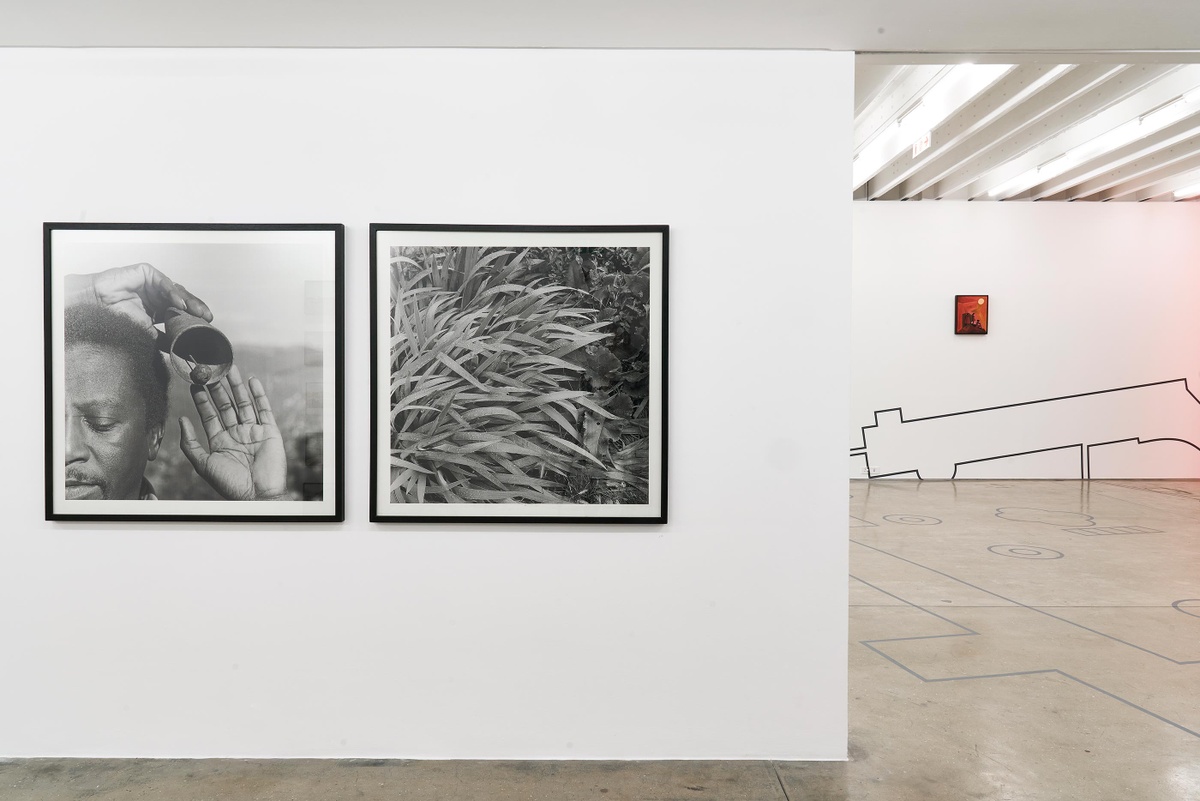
[179,366,289,501]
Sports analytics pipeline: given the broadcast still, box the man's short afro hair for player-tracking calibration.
[64,303,170,430]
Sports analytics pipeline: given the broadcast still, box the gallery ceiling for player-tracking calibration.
[855,59,1200,201]
[3,0,1200,51]
[6,1,1200,202]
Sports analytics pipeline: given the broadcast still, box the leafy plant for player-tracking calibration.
[390,246,652,504]
[526,246,653,503]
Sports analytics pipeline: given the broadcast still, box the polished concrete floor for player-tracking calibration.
[3,480,1197,800]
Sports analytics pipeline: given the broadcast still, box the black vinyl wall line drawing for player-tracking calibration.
[850,378,1200,479]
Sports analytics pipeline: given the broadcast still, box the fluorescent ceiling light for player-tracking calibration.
[1174,181,1200,199]
[853,64,1012,189]
[988,87,1200,198]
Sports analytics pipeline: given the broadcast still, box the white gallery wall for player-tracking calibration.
[0,48,852,758]
[852,202,1200,480]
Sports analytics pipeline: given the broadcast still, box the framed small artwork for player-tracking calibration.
[955,294,988,335]
[45,223,344,522]
[370,224,668,523]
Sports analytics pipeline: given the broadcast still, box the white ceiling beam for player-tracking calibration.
[866,64,1065,199]
[855,65,904,118]
[854,63,1013,190]
[856,52,1200,66]
[1135,173,1200,202]
[1027,114,1200,199]
[864,64,1029,198]
[853,65,949,154]
[900,64,1124,198]
[930,63,1175,198]
[1087,152,1200,200]
[1160,174,1200,200]
[966,64,1200,199]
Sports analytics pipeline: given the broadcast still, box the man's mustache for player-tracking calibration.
[65,468,108,498]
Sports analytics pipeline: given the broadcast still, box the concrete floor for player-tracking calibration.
[3,479,1198,800]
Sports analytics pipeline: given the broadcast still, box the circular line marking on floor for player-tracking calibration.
[987,544,1064,560]
[1172,599,1200,618]
[882,514,942,525]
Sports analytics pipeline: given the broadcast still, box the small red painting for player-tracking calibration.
[955,295,988,335]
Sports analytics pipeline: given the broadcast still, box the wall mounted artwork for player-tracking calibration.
[955,294,988,334]
[44,223,345,521]
[370,224,668,523]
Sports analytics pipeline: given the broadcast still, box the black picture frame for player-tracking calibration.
[370,224,668,524]
[45,222,345,522]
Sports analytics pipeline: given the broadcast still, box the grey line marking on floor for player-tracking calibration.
[852,569,1200,740]
[882,514,942,525]
[1099,481,1200,501]
[862,643,1059,685]
[1063,525,1165,536]
[987,544,1065,559]
[859,639,957,684]
[1060,672,1200,740]
[1173,599,1200,618]
[864,641,1200,741]
[993,505,1167,536]
[771,762,794,801]
[851,538,1199,666]
[1089,481,1200,518]
[851,575,977,634]
[995,507,1095,527]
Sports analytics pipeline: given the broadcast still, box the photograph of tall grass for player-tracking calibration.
[372,226,666,522]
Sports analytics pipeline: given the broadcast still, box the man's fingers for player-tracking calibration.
[248,377,277,428]
[178,417,208,470]
[190,384,226,441]
[208,381,240,429]
[226,365,258,424]
[168,282,214,322]
[84,262,214,327]
[107,298,156,331]
[132,263,177,323]
[135,262,213,322]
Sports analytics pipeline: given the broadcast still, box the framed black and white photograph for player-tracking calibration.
[370,224,667,523]
[45,223,344,522]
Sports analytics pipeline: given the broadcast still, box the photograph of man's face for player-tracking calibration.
[46,225,342,521]
[64,305,168,500]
